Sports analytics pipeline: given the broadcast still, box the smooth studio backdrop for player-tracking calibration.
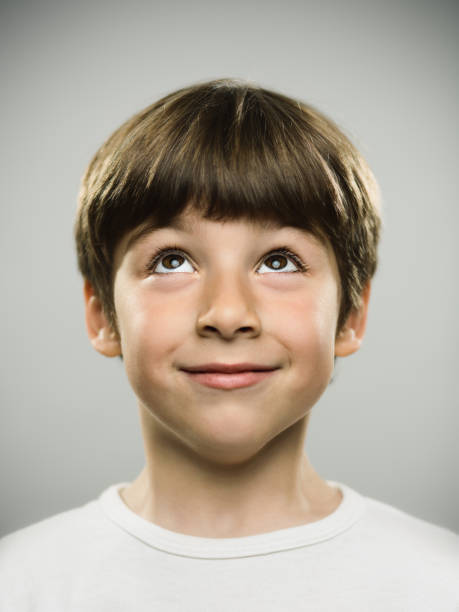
[1,0,458,536]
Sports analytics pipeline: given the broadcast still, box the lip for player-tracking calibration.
[182,369,278,390]
[181,363,279,374]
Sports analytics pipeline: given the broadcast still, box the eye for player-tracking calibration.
[146,245,307,275]
[147,246,194,274]
[257,248,307,274]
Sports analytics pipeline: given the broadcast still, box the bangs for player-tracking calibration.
[90,82,349,259]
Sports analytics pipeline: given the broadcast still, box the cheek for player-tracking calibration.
[115,289,190,385]
[270,290,338,372]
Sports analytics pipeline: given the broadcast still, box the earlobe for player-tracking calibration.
[84,280,121,358]
[334,282,371,357]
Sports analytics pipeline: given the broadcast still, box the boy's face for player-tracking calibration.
[86,206,368,463]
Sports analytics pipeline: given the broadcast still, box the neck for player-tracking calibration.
[120,403,342,538]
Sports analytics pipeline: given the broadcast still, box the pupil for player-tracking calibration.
[270,256,285,269]
[166,255,182,268]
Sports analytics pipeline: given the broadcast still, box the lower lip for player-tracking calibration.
[182,370,278,389]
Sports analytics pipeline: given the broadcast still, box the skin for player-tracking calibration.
[85,205,370,538]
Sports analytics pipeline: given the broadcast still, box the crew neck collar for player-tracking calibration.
[98,481,366,559]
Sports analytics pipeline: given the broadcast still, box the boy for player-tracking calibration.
[1,79,457,611]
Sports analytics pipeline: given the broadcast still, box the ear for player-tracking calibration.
[334,282,371,357]
[83,279,121,357]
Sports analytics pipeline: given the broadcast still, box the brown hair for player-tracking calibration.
[75,78,381,335]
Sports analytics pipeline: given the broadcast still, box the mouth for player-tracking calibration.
[180,365,280,390]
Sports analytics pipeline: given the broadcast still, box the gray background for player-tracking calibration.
[1,0,458,537]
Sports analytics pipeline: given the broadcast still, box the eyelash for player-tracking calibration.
[145,244,309,274]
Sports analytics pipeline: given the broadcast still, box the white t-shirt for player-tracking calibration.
[0,480,458,611]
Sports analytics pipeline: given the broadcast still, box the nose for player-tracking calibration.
[196,271,261,340]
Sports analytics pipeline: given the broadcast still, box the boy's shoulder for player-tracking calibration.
[358,490,459,566]
[0,494,102,560]
[0,488,114,610]
[0,487,125,579]
[0,489,122,608]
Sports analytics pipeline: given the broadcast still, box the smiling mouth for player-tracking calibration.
[181,369,278,390]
